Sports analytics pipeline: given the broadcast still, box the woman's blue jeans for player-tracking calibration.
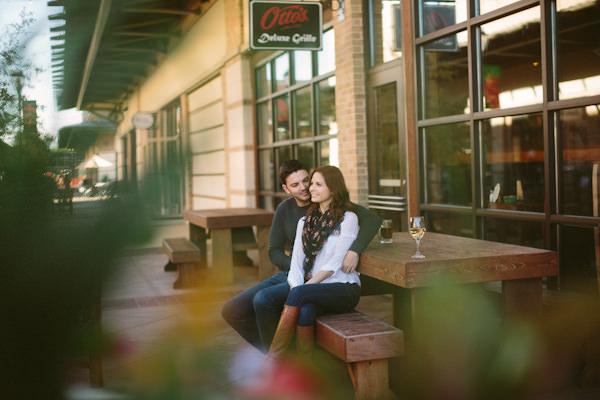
[283,282,361,327]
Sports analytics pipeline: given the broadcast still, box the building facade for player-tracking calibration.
[52,0,600,294]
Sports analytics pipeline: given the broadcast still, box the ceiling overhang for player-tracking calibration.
[48,0,213,120]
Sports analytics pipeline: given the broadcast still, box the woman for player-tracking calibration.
[269,165,360,356]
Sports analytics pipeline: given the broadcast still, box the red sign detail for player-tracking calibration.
[260,5,309,30]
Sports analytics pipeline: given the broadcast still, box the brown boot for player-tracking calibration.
[268,305,300,356]
[295,325,314,357]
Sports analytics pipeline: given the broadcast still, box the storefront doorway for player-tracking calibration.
[367,58,407,231]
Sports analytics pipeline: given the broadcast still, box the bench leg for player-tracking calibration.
[173,262,197,289]
[352,359,394,400]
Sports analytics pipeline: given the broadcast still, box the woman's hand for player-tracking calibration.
[305,270,333,284]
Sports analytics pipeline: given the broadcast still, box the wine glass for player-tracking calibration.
[409,216,426,258]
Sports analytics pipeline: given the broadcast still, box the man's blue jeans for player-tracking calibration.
[221,271,289,353]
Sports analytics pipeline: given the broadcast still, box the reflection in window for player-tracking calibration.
[418,0,466,37]
[560,225,599,295]
[483,114,544,212]
[318,78,337,135]
[274,95,290,141]
[295,86,313,138]
[317,30,335,75]
[257,101,272,145]
[258,149,274,192]
[372,83,403,196]
[256,63,272,98]
[426,211,473,237]
[297,142,314,170]
[421,31,469,118]
[556,0,600,100]
[294,51,313,83]
[274,54,290,92]
[484,217,544,248]
[559,106,600,216]
[425,122,471,206]
[318,137,339,167]
[481,7,541,110]
[479,0,520,16]
[369,0,403,66]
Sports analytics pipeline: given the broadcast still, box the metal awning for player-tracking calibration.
[58,119,116,151]
[48,0,214,118]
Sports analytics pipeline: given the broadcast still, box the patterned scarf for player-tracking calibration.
[301,207,342,282]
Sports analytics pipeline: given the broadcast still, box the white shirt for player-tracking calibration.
[287,211,360,288]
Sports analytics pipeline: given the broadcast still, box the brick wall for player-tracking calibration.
[334,0,369,206]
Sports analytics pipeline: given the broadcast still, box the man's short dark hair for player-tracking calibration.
[279,159,309,185]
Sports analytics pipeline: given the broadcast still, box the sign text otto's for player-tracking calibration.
[250,1,322,51]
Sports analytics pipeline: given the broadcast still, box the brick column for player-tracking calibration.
[334,0,369,206]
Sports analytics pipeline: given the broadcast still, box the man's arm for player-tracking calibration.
[268,206,292,271]
[341,203,382,273]
[350,203,382,254]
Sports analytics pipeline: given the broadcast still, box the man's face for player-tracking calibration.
[282,169,310,205]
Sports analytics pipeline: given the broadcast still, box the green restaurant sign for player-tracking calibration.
[250,1,323,51]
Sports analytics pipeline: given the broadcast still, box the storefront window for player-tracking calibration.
[424,122,471,206]
[416,0,600,294]
[421,31,469,118]
[556,0,600,100]
[559,106,600,216]
[480,7,541,110]
[483,114,545,212]
[257,30,336,204]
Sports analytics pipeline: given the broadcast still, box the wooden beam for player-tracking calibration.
[77,0,112,110]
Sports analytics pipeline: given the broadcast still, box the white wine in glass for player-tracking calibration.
[409,216,426,258]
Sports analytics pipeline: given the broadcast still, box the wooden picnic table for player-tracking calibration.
[359,232,558,336]
[183,207,275,284]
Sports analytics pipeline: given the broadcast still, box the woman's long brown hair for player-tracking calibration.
[306,165,353,220]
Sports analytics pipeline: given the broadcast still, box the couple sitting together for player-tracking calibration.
[222,160,381,356]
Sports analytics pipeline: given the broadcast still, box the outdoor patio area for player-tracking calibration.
[61,201,600,400]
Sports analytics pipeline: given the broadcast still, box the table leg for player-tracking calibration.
[189,224,208,269]
[256,226,276,280]
[502,278,543,319]
[211,228,234,284]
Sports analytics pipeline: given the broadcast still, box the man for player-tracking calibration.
[221,160,381,352]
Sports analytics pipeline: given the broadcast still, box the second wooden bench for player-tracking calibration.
[162,238,203,289]
[316,311,404,400]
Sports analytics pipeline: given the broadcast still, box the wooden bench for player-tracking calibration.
[162,238,203,289]
[316,311,404,400]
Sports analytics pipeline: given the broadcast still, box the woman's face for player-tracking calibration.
[309,172,332,209]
